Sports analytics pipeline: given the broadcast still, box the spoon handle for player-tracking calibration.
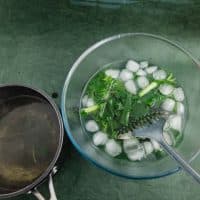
[160,140,200,184]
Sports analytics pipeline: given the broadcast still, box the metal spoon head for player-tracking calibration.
[133,118,166,142]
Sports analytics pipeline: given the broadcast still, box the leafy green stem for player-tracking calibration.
[139,73,176,97]
[99,80,115,117]
[81,105,99,114]
[120,93,132,125]
[139,82,158,97]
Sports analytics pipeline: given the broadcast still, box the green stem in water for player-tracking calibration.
[139,82,158,97]
[120,93,132,126]
[99,80,115,118]
[139,73,176,97]
[81,105,99,114]
[167,73,173,81]
[166,73,176,84]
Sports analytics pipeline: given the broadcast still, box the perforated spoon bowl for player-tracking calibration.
[134,118,200,184]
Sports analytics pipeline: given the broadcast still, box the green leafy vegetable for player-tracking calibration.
[120,93,132,126]
[81,66,179,140]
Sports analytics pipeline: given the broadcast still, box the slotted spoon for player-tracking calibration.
[134,118,200,183]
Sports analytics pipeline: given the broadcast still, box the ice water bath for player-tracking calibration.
[80,59,187,162]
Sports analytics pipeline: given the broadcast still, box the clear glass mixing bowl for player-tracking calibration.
[61,33,200,179]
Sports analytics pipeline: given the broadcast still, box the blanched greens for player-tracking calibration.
[80,60,186,161]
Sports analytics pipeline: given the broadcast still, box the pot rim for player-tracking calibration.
[0,83,64,199]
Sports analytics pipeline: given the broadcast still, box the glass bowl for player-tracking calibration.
[61,33,200,179]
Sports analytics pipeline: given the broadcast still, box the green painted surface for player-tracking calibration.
[0,0,200,199]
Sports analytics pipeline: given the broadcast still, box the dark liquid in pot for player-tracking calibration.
[0,95,59,193]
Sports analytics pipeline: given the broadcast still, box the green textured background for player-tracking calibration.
[0,0,200,199]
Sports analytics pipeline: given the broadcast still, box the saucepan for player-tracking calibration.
[0,84,64,200]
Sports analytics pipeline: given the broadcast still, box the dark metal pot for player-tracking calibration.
[0,84,64,200]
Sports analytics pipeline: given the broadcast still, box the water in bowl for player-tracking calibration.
[80,60,187,162]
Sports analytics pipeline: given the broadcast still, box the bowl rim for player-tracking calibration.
[61,32,199,179]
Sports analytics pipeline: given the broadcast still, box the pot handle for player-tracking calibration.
[30,167,58,200]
